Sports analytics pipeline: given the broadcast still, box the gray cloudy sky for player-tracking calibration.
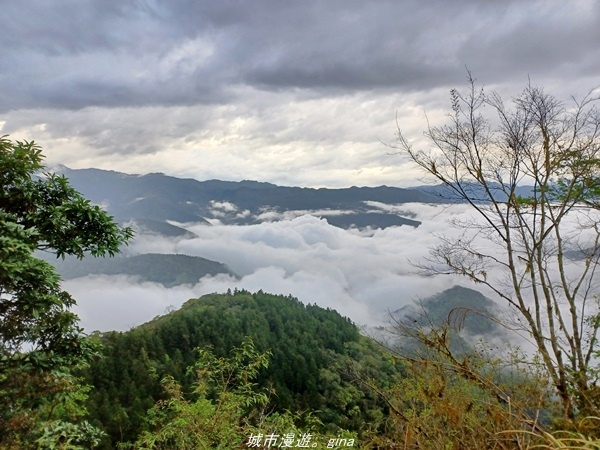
[2,0,600,187]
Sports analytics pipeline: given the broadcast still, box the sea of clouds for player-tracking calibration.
[67,203,478,332]
[68,201,600,334]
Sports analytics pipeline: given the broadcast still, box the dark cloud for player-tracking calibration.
[455,1,600,83]
[1,0,598,188]
[2,0,598,112]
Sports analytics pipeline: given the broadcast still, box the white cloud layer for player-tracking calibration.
[69,201,600,336]
[70,204,479,332]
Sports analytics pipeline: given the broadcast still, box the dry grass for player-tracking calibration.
[504,418,600,450]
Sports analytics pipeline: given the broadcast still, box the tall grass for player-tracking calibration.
[506,418,600,450]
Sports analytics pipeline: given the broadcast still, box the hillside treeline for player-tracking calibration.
[82,289,572,450]
[84,290,399,448]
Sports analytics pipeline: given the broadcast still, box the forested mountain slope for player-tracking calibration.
[392,285,506,355]
[85,291,401,448]
[38,252,235,287]
[56,165,440,230]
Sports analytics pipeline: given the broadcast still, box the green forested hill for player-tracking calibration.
[38,252,235,287]
[85,291,400,448]
[395,285,503,335]
[392,285,506,355]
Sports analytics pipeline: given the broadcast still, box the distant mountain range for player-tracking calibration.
[44,166,533,289]
[53,165,445,231]
[39,166,511,359]
[410,182,535,203]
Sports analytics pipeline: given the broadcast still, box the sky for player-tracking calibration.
[2,0,600,188]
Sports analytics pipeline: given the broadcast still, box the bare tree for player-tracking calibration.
[394,73,600,418]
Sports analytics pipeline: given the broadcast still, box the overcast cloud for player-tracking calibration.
[2,0,599,187]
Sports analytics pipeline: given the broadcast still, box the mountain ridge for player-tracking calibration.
[55,166,444,230]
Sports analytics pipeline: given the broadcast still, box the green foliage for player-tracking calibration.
[127,338,358,450]
[85,291,395,448]
[35,420,105,450]
[0,136,132,447]
[129,338,271,449]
